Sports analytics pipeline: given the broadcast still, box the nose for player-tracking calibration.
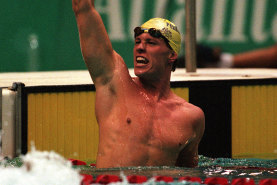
[136,42,146,53]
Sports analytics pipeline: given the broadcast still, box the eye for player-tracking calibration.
[147,40,157,45]
[135,39,141,44]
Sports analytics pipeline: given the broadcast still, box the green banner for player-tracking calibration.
[0,0,276,72]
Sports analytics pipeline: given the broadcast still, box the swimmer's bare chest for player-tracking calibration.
[96,87,194,167]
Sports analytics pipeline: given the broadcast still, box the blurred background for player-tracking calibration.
[1,0,276,72]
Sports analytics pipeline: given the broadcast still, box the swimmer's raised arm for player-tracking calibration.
[72,0,115,86]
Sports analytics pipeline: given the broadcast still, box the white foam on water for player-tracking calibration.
[0,147,82,185]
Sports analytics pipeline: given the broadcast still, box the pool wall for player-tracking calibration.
[186,80,277,159]
[1,69,277,161]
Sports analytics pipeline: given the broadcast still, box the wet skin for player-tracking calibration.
[96,86,204,168]
[72,0,205,168]
[95,34,204,168]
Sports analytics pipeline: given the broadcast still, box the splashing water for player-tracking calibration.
[0,147,82,185]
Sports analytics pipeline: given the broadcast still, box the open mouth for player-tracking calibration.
[136,56,149,64]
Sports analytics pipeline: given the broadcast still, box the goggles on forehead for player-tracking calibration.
[134,27,172,50]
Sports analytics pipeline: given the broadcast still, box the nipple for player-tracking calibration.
[127,118,132,124]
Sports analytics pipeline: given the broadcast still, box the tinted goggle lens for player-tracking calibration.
[134,27,163,38]
[148,28,163,38]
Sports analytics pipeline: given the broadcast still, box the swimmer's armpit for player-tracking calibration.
[175,139,199,168]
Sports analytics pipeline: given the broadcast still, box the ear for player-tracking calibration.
[168,52,178,64]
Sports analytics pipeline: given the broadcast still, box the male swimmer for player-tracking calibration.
[72,0,205,168]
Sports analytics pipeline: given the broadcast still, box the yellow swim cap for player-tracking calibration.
[140,18,181,54]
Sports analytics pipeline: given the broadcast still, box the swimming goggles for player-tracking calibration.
[134,27,172,49]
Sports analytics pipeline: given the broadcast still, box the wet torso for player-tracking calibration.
[95,74,197,168]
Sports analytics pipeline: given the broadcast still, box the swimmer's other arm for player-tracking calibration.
[176,110,205,167]
[175,139,200,167]
[72,0,115,86]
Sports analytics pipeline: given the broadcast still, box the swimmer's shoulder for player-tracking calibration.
[171,93,205,126]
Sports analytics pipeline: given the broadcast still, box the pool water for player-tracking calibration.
[1,152,276,184]
[79,156,277,183]
[80,166,277,183]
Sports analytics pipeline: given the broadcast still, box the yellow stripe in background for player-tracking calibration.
[57,93,65,156]
[27,91,99,162]
[232,85,277,159]
[171,87,189,102]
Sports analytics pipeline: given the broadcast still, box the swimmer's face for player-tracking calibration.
[133,32,176,79]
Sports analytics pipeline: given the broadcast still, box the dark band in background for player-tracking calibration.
[190,84,231,158]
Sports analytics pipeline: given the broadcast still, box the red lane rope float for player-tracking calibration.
[81,175,277,185]
[204,177,229,185]
[81,174,94,185]
[259,179,277,185]
[127,175,148,184]
[154,176,174,182]
[69,159,87,166]
[95,175,122,184]
[90,163,96,167]
[179,176,202,183]
[231,178,255,185]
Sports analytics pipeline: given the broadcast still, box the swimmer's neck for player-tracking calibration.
[133,77,172,100]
